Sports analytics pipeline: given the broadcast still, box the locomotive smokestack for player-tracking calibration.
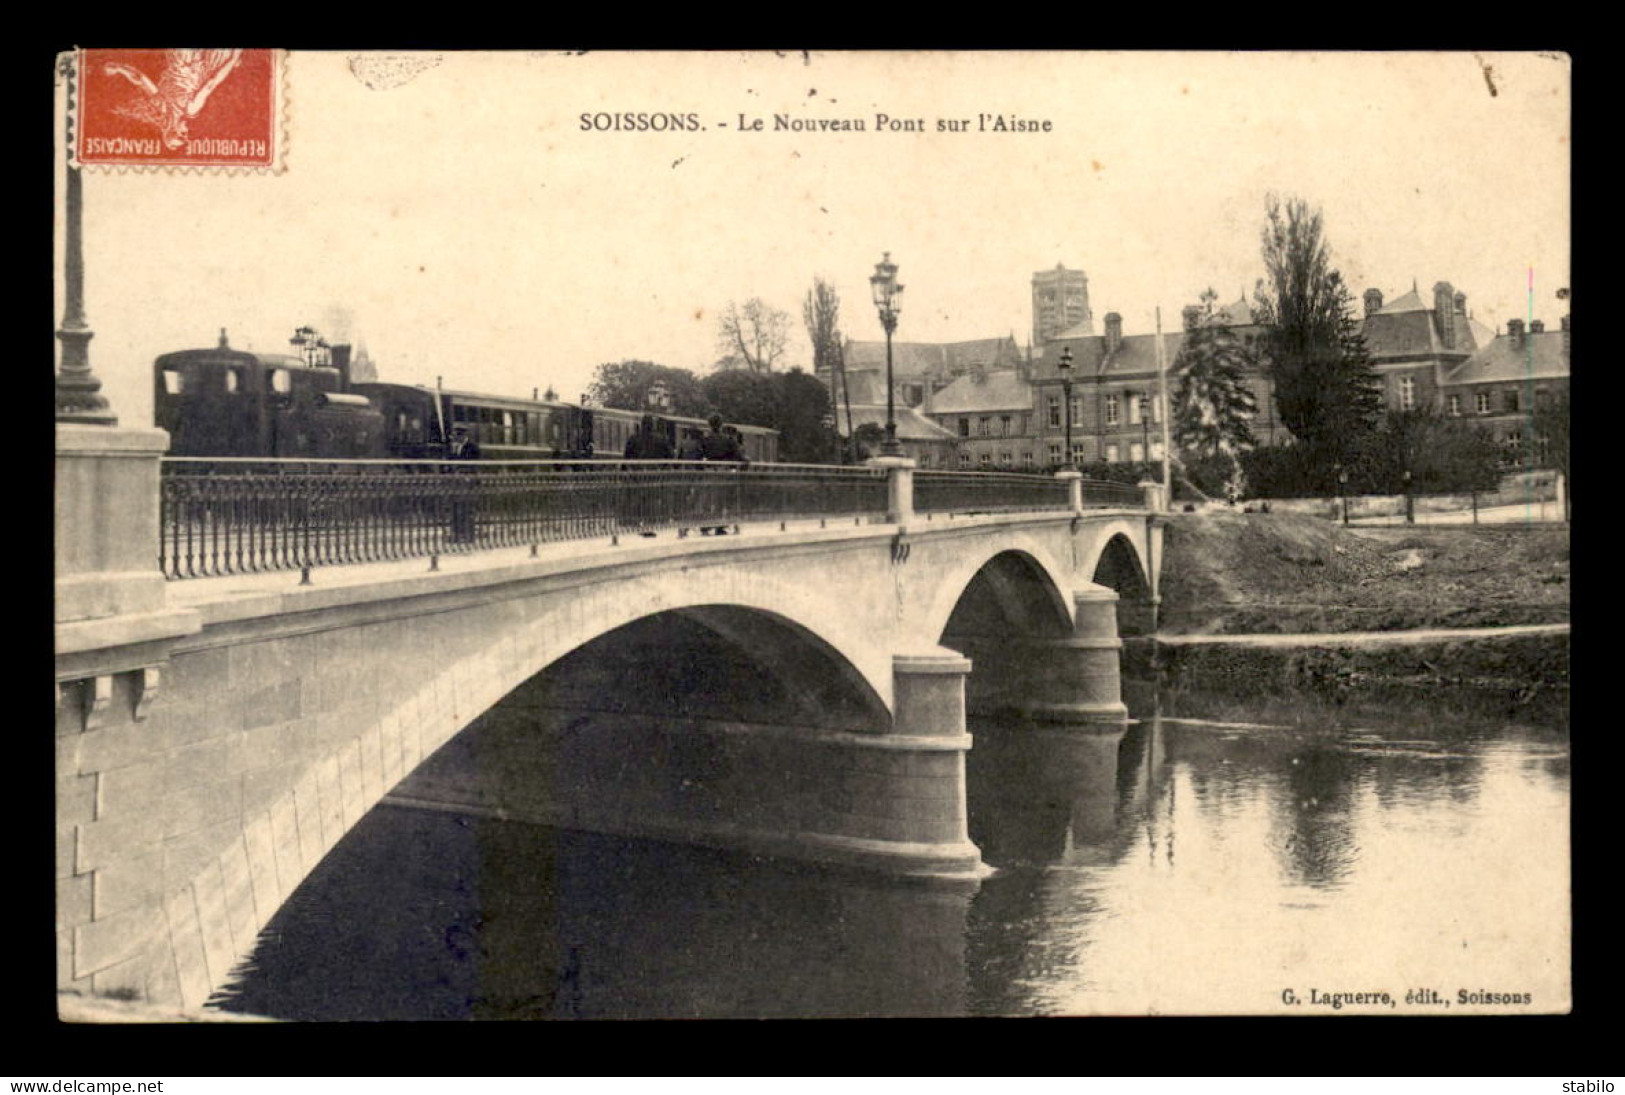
[218,327,230,349]
[330,343,354,392]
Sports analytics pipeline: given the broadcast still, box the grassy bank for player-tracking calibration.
[1156,511,1570,635]
[1126,630,1569,728]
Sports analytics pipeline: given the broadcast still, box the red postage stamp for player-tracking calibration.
[72,48,284,172]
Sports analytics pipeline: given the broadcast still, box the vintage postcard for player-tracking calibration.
[53,50,1570,1021]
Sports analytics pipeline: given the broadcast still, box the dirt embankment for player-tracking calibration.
[1155,511,1570,636]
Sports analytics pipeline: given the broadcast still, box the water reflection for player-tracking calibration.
[217,695,1569,1019]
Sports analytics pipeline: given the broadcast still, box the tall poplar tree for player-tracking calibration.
[1253,195,1383,487]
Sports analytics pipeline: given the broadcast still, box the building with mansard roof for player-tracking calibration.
[1358,280,1497,414]
[832,335,1024,411]
[1439,315,1570,462]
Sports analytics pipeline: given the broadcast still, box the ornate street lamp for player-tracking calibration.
[1058,345,1075,470]
[869,252,905,456]
[55,57,115,426]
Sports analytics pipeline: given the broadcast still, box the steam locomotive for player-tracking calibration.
[153,330,780,463]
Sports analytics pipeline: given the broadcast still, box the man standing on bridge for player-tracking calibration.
[698,414,746,535]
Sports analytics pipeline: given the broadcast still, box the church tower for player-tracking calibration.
[1032,263,1092,345]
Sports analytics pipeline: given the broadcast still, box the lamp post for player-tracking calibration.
[1058,345,1075,470]
[1402,468,1414,525]
[55,65,116,426]
[1337,464,1349,526]
[822,412,837,464]
[869,252,904,457]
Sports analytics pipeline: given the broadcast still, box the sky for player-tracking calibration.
[53,50,1570,427]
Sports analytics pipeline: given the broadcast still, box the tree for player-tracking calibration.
[1172,288,1259,462]
[1253,195,1383,488]
[716,298,792,374]
[586,360,709,416]
[1534,389,1570,481]
[702,367,835,463]
[803,278,855,453]
[1373,408,1502,495]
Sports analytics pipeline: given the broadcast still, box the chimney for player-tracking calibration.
[1364,288,1384,316]
[1530,319,1545,334]
[1562,314,1570,360]
[218,327,231,349]
[1182,305,1202,331]
[1105,312,1123,355]
[330,343,353,390]
[1434,282,1456,349]
[1454,291,1467,315]
[1507,318,1525,347]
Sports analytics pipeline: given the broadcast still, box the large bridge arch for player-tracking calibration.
[918,534,1077,646]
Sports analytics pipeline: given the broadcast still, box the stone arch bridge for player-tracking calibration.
[54,433,1162,1011]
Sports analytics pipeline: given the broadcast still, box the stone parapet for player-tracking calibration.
[56,424,171,625]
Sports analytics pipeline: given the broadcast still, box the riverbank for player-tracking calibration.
[1155,511,1570,635]
[1139,512,1570,725]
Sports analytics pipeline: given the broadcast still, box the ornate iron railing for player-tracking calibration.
[158,460,890,580]
[912,470,1141,514]
[158,460,1147,581]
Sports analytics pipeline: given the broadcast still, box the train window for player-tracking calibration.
[224,370,239,393]
[453,404,468,422]
[162,370,185,395]
[397,411,409,432]
[270,369,291,394]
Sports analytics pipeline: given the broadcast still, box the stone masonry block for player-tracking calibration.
[218,835,258,958]
[57,825,76,880]
[161,818,241,894]
[95,760,166,821]
[241,813,281,925]
[57,872,93,931]
[191,861,237,991]
[157,702,242,752]
[161,777,243,840]
[91,848,162,920]
[241,761,302,819]
[76,815,163,875]
[292,771,323,872]
[144,944,183,1009]
[316,753,345,852]
[91,949,157,1001]
[55,734,81,781]
[337,739,363,831]
[74,905,161,979]
[57,929,73,988]
[166,646,232,696]
[239,722,293,773]
[359,723,384,804]
[166,733,247,792]
[57,772,97,828]
[241,679,302,732]
[75,722,152,776]
[164,887,212,1011]
[267,795,301,898]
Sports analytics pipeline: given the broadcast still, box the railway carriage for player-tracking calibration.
[153,330,779,464]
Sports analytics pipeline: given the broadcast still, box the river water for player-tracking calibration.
[214,693,1569,1019]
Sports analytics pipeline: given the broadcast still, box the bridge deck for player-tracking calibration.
[162,508,1145,624]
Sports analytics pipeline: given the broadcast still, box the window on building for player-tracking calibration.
[978,417,991,438]
[1000,415,1012,437]
[1130,441,1144,463]
[918,453,931,468]
[960,452,972,468]
[1104,443,1119,463]
[1022,452,1035,468]
[958,418,969,438]
[1104,395,1120,426]
[1072,442,1086,464]
[1505,430,1523,458]
[1047,397,1061,429]
[1399,376,1415,411]
[1000,452,1012,467]
[979,452,992,467]
[1476,391,1492,414]
[1048,443,1062,464]
[1503,389,1520,413]
[1070,395,1083,423]
[1128,394,1142,426]
[1447,394,1462,416]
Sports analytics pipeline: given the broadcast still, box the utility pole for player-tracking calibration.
[1156,307,1172,499]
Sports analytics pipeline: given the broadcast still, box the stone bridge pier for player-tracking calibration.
[55,438,1161,1009]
